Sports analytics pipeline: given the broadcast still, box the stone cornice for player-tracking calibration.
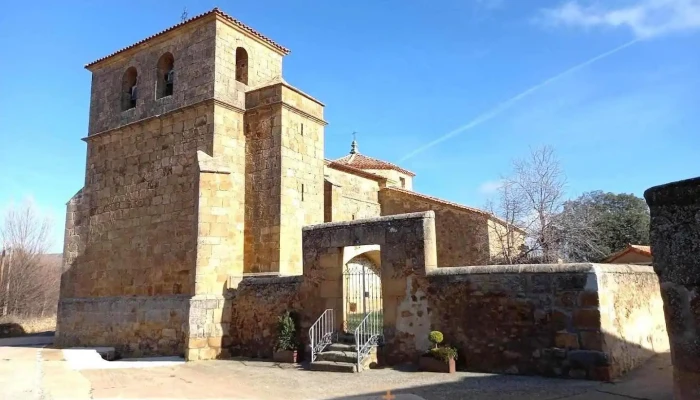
[83,98,244,141]
[244,100,327,126]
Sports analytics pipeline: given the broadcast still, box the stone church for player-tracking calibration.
[57,8,518,360]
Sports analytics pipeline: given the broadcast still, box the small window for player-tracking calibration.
[400,177,406,188]
[300,123,304,136]
[301,184,305,201]
[156,52,174,99]
[352,214,356,220]
[235,47,248,85]
[121,67,138,111]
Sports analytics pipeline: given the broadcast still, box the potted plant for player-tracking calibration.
[419,331,457,373]
[273,310,298,363]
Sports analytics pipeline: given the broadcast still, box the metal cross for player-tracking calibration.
[181,7,188,22]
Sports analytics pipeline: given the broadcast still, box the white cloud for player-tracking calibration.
[478,179,505,194]
[538,0,700,38]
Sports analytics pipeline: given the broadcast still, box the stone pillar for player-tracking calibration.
[644,177,700,399]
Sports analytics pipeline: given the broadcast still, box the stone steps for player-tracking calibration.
[327,343,356,352]
[316,350,357,364]
[309,360,358,373]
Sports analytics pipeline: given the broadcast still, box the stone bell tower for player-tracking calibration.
[57,8,325,361]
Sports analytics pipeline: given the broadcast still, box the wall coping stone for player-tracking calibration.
[302,211,434,231]
[644,176,700,206]
[58,294,191,303]
[238,275,303,286]
[427,263,656,276]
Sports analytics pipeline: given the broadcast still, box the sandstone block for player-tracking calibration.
[555,332,580,349]
[573,309,601,330]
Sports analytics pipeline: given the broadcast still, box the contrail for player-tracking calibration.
[399,39,640,162]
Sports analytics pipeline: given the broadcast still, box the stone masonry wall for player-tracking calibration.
[365,169,413,190]
[61,101,215,299]
[243,100,282,273]
[324,167,381,222]
[56,295,189,357]
[213,18,284,109]
[379,188,490,267]
[226,276,303,358]
[645,176,700,399]
[87,18,217,135]
[596,265,669,378]
[427,264,668,381]
[279,104,325,276]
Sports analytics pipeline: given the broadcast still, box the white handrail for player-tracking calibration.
[353,310,380,370]
[309,309,334,362]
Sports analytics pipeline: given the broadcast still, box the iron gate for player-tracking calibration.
[343,255,383,334]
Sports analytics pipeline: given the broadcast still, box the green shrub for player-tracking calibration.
[276,311,297,352]
[428,331,443,348]
[429,346,458,363]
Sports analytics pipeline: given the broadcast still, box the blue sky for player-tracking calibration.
[1,0,699,252]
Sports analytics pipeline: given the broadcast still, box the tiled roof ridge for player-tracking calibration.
[381,186,527,233]
[333,152,415,177]
[604,244,652,262]
[324,160,387,182]
[85,7,290,69]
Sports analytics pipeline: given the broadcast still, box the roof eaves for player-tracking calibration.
[85,8,289,69]
[324,160,387,183]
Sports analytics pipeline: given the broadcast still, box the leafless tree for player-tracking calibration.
[487,146,600,264]
[0,199,60,318]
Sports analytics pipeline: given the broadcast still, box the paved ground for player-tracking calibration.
[0,335,673,400]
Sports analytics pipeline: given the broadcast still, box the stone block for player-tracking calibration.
[580,331,603,351]
[573,309,601,330]
[579,291,599,307]
[567,350,610,368]
[555,332,580,349]
[188,337,207,349]
[207,336,222,348]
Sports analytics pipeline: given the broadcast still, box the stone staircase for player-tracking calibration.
[309,333,378,373]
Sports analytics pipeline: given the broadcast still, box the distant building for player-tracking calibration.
[603,244,652,265]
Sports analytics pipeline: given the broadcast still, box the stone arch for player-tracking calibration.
[156,52,174,99]
[343,250,382,332]
[235,47,248,85]
[121,67,138,111]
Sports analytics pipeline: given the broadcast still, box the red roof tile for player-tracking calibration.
[604,244,652,263]
[332,153,415,177]
[85,8,289,69]
[381,187,527,233]
[324,160,387,182]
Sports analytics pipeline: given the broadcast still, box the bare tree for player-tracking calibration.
[0,199,59,318]
[487,145,600,264]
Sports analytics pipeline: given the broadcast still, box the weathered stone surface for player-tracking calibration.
[55,295,188,358]
[645,176,700,399]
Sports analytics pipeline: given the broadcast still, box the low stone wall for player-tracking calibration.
[55,295,189,357]
[226,276,303,358]
[427,263,667,381]
[596,265,669,378]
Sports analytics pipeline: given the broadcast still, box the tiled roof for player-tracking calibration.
[332,153,415,177]
[604,244,652,263]
[85,8,289,68]
[324,160,387,182]
[381,187,526,233]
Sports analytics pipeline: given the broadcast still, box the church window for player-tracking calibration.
[400,177,406,188]
[235,47,248,85]
[121,67,138,111]
[156,52,175,99]
[301,184,305,201]
[300,123,304,136]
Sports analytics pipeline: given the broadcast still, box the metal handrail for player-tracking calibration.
[309,309,334,362]
[354,310,380,370]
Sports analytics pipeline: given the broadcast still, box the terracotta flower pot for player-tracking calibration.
[419,355,456,373]
[273,350,298,363]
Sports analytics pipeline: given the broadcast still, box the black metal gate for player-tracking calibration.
[343,255,383,333]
